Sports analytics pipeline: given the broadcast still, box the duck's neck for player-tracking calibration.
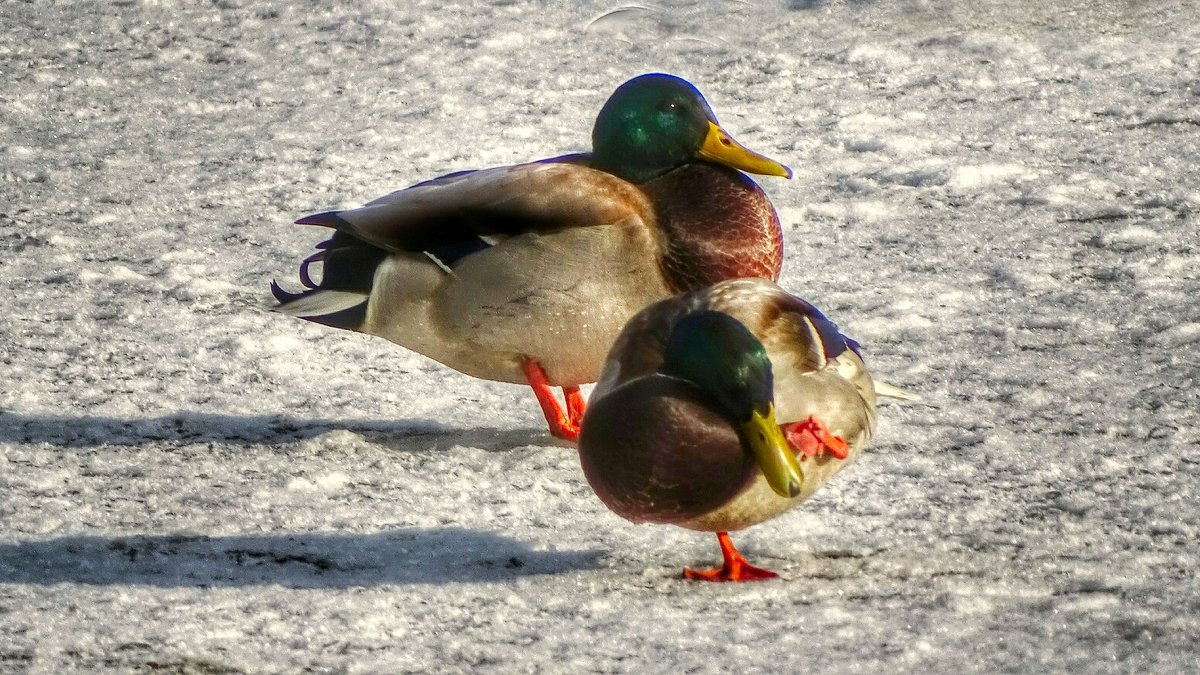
[642,163,783,293]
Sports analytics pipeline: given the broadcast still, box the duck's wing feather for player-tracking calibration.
[873,379,922,402]
[662,278,855,376]
[757,291,854,374]
[750,287,918,401]
[594,278,868,398]
[295,159,655,258]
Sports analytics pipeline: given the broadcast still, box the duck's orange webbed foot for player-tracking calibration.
[683,532,779,582]
[521,357,581,442]
[781,416,848,460]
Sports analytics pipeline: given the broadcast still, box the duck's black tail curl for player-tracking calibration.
[271,232,388,331]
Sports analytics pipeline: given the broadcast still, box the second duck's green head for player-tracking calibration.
[660,310,804,498]
[591,73,793,183]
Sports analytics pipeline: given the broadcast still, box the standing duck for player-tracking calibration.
[271,73,791,441]
[577,278,877,581]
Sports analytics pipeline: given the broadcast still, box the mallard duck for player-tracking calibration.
[577,278,877,581]
[271,73,791,441]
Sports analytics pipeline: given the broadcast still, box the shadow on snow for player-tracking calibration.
[0,528,603,588]
[0,410,564,451]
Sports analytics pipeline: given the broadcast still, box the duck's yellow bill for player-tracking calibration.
[741,404,804,498]
[698,121,793,179]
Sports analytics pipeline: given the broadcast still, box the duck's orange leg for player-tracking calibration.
[563,386,587,427]
[521,357,580,442]
[683,532,778,582]
[781,416,849,460]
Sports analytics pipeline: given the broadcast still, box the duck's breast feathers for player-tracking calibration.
[578,374,758,525]
[644,163,783,291]
[295,159,656,259]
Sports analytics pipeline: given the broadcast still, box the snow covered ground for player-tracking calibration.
[3,0,1198,672]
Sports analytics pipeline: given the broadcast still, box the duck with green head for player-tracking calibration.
[272,74,791,441]
[578,278,877,581]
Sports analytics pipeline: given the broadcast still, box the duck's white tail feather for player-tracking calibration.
[275,289,368,319]
[874,380,922,402]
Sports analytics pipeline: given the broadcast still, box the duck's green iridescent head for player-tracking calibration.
[591,73,793,183]
[660,311,804,498]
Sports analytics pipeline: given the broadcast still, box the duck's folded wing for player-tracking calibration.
[768,292,855,373]
[295,161,654,257]
[769,292,918,399]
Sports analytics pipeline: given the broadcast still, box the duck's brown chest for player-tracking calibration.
[644,164,784,293]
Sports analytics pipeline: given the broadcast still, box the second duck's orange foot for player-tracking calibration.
[521,357,581,442]
[683,532,779,582]
[781,416,849,460]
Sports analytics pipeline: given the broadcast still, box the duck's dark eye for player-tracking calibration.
[658,99,682,115]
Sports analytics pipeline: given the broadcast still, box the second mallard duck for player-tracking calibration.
[577,278,877,581]
[272,73,791,441]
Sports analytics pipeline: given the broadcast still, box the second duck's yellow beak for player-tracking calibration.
[740,404,805,498]
[698,121,793,179]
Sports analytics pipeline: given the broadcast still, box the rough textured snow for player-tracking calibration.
[2,0,1198,672]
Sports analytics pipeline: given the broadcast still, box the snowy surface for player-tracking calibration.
[3,0,1199,672]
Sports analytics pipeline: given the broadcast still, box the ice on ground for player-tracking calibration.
[2,0,1198,672]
